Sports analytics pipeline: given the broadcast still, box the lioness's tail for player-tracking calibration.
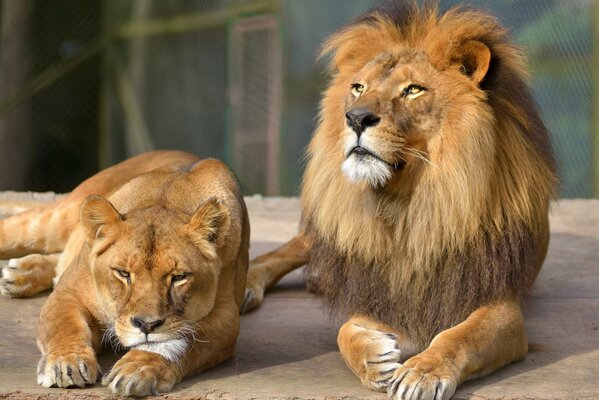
[0,200,79,259]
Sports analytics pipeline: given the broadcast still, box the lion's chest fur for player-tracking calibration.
[304,221,537,349]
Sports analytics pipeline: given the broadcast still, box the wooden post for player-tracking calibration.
[593,0,599,197]
[0,0,31,190]
[98,0,112,168]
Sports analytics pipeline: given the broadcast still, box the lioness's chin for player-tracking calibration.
[342,155,392,187]
[134,339,189,363]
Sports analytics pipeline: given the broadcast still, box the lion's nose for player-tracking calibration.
[345,108,381,137]
[131,316,164,334]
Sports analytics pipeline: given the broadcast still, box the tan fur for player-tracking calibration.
[0,151,249,396]
[244,2,556,399]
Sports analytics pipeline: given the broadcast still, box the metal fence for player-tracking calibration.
[0,0,596,197]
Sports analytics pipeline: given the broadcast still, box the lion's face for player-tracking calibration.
[341,51,461,187]
[81,196,230,362]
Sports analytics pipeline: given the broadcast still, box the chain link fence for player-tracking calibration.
[0,0,596,197]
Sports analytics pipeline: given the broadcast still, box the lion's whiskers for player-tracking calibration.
[403,147,438,169]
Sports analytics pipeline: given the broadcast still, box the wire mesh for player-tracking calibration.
[0,0,596,198]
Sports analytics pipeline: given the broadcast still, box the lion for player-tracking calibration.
[242,2,557,400]
[0,151,249,397]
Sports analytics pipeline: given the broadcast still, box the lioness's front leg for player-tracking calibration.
[102,349,182,396]
[102,304,240,397]
[386,299,527,400]
[338,315,418,392]
[37,290,102,388]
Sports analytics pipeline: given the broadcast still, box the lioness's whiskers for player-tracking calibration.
[178,320,210,344]
[101,325,124,352]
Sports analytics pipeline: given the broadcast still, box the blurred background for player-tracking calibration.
[0,0,596,197]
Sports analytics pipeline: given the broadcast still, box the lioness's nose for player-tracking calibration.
[345,108,380,136]
[131,316,164,334]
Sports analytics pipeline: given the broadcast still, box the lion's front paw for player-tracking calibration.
[386,359,457,400]
[37,348,100,388]
[360,332,402,392]
[102,349,180,396]
[339,322,403,393]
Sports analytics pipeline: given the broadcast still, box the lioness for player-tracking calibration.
[243,3,557,400]
[0,151,249,396]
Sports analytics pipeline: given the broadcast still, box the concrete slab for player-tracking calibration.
[0,194,598,400]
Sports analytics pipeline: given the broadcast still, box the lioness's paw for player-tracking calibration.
[0,256,54,297]
[102,349,180,396]
[386,363,457,400]
[0,259,32,297]
[37,349,100,388]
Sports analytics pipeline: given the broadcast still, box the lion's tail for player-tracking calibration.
[0,199,79,259]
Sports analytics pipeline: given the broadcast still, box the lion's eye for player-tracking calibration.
[350,83,365,97]
[402,84,426,98]
[171,273,190,287]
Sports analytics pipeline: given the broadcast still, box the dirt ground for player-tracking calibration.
[1,194,598,399]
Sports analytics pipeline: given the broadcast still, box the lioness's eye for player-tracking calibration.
[113,268,131,284]
[117,269,130,278]
[350,83,365,97]
[402,84,426,98]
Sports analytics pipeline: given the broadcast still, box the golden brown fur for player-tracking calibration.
[0,151,249,396]
[244,2,556,399]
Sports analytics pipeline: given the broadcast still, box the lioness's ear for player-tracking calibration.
[80,195,123,240]
[455,40,491,85]
[186,197,230,258]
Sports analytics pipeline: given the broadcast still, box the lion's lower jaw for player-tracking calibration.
[134,339,189,363]
[342,156,392,187]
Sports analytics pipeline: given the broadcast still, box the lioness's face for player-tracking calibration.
[81,196,230,362]
[341,51,452,187]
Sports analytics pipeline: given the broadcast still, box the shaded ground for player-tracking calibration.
[0,194,598,399]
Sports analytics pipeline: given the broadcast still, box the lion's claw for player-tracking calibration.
[353,326,403,392]
[386,365,456,400]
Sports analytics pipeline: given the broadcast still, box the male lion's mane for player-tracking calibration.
[302,2,556,348]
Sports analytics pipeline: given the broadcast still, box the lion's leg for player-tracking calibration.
[37,290,102,388]
[338,315,419,392]
[387,299,527,400]
[241,234,310,313]
[0,253,59,297]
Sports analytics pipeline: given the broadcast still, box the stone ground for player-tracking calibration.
[0,193,598,400]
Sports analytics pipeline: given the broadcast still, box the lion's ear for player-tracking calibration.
[455,40,491,85]
[186,197,231,258]
[80,195,123,241]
